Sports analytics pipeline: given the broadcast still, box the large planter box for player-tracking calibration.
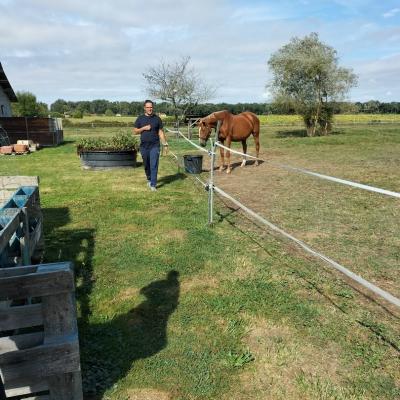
[79,150,137,169]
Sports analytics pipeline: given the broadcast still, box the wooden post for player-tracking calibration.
[24,117,29,140]
[42,266,82,400]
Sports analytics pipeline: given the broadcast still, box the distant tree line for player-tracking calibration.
[9,92,400,119]
[48,99,400,117]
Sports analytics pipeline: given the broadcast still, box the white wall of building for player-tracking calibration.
[0,87,12,117]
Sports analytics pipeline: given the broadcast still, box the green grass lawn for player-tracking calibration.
[1,124,399,399]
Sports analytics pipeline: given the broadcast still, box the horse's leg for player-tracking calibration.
[240,139,247,167]
[219,140,225,172]
[226,137,232,173]
[253,132,260,166]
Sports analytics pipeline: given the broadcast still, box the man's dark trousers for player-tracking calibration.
[140,144,160,188]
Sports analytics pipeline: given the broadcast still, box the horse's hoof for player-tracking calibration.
[240,161,246,168]
[226,169,231,174]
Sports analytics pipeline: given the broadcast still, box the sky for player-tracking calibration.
[1,0,400,106]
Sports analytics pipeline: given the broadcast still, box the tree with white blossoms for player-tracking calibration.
[143,56,215,123]
[268,33,358,136]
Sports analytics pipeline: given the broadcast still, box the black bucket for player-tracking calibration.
[183,154,203,174]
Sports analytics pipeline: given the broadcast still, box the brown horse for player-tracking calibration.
[198,110,260,173]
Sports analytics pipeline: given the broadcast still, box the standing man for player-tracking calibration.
[133,100,168,191]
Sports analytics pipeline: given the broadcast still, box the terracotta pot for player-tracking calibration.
[13,144,29,153]
[0,146,14,154]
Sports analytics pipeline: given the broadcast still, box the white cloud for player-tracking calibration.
[1,0,399,104]
[383,8,400,18]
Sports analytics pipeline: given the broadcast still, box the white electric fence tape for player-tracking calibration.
[272,162,400,199]
[166,128,214,155]
[215,141,260,160]
[214,141,400,199]
[213,184,400,308]
[166,128,400,307]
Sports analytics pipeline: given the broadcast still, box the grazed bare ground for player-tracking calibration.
[126,388,171,400]
[201,149,400,300]
[223,317,347,400]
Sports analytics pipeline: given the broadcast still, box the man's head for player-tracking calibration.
[144,100,154,116]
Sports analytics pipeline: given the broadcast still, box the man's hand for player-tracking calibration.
[142,124,151,131]
[162,143,169,156]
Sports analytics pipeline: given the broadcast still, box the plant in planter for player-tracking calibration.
[77,133,138,169]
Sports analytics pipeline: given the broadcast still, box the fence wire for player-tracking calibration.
[165,128,400,309]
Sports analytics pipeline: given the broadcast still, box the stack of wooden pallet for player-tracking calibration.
[0,262,83,399]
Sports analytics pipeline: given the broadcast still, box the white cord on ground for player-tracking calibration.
[213,184,400,308]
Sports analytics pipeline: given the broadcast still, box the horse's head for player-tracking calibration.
[198,118,214,147]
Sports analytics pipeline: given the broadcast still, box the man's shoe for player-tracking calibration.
[150,186,157,192]
[147,181,151,187]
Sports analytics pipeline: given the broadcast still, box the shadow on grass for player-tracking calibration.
[207,159,263,173]
[158,172,187,187]
[276,129,307,138]
[42,208,180,398]
[42,207,95,326]
[47,139,74,146]
[81,270,180,399]
[276,129,346,138]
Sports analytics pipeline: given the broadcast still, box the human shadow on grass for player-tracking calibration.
[81,270,180,399]
[42,207,96,326]
[157,172,187,187]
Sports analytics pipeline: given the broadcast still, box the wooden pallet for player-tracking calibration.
[0,184,44,265]
[0,262,83,399]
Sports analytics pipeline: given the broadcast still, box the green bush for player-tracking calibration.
[72,110,83,118]
[76,133,138,153]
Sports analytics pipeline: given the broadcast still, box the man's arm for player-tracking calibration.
[158,129,168,146]
[133,124,151,135]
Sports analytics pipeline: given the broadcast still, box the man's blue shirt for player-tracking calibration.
[134,114,163,147]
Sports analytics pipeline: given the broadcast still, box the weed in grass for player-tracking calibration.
[225,349,255,368]
[226,318,245,335]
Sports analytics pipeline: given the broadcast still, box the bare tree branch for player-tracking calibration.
[143,56,215,121]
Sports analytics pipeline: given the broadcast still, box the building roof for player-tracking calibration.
[0,62,18,102]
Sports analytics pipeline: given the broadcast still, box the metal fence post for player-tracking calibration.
[208,139,215,225]
[208,121,221,226]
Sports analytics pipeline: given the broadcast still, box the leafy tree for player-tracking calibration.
[105,109,114,116]
[268,33,357,136]
[143,56,215,122]
[12,91,48,117]
[37,102,49,117]
[50,99,70,114]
